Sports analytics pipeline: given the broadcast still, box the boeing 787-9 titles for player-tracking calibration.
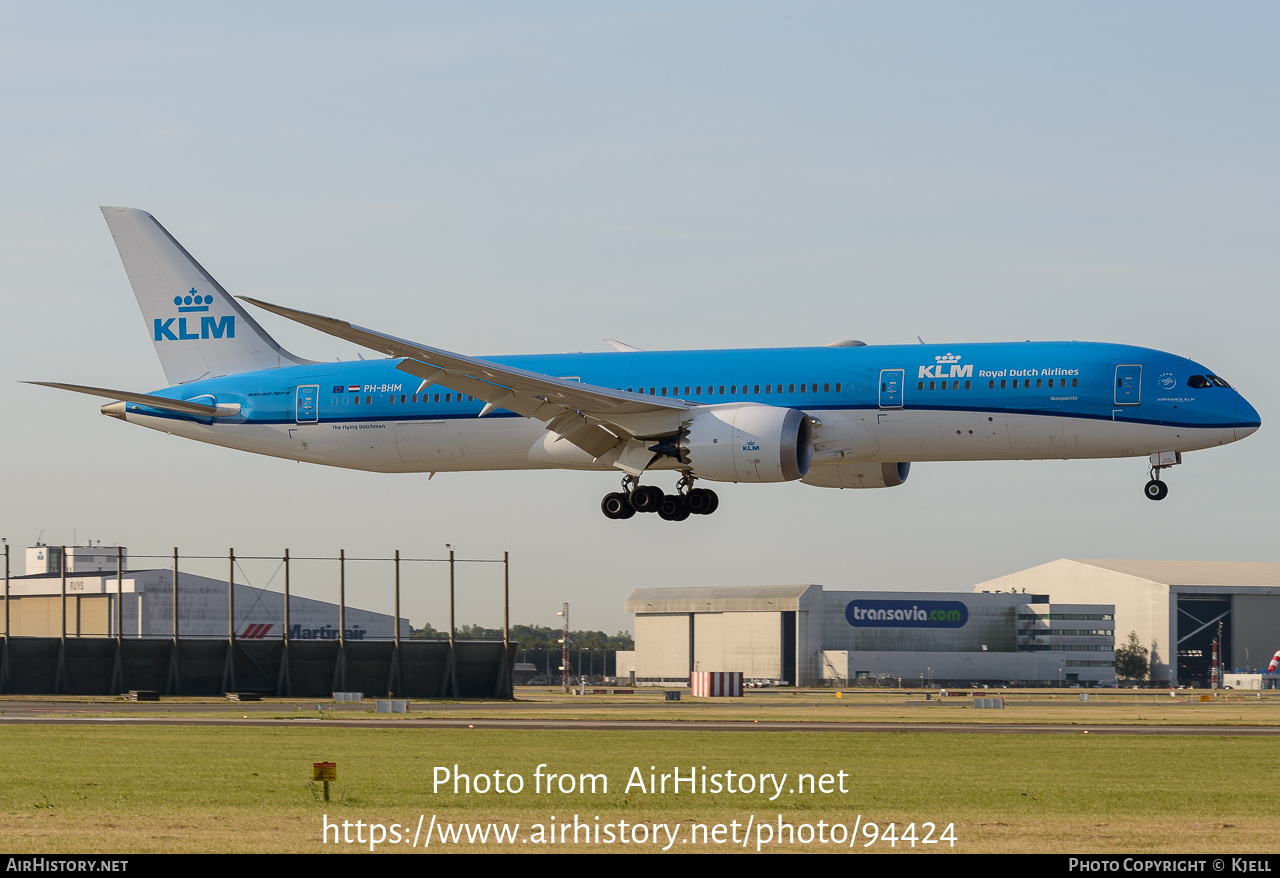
[28,208,1262,521]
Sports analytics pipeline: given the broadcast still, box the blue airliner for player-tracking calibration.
[30,208,1261,521]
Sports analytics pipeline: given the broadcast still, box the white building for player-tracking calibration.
[4,565,407,640]
[624,585,1116,687]
[975,560,1280,686]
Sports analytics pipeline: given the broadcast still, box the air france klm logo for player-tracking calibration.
[919,353,973,380]
[154,287,235,342]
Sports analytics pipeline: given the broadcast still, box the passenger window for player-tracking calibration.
[789,384,795,393]
[835,383,841,392]
[1071,378,1078,388]
[661,387,667,396]
[719,385,725,395]
[1000,380,1007,389]
[366,395,372,405]
[433,393,440,402]
[988,380,994,389]
[801,384,807,393]
[918,381,924,390]
[965,380,971,390]
[445,393,451,402]
[929,381,936,390]
[753,384,760,394]
[684,386,690,396]
[1036,379,1042,388]
[401,394,406,403]
[1047,379,1054,388]
[765,385,771,394]
[941,381,948,390]
[731,385,737,394]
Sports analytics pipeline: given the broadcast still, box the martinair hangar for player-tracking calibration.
[616,560,1280,688]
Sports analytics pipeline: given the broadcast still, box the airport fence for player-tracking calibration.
[0,544,515,699]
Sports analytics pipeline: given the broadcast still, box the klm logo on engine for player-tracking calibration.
[154,287,235,342]
[742,442,761,452]
[918,353,973,380]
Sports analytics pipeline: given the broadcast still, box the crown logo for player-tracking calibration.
[935,353,961,363]
[174,287,212,313]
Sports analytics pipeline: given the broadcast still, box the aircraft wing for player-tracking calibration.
[240,297,689,458]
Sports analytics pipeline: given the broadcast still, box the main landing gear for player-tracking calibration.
[1143,451,1181,501]
[601,474,719,521]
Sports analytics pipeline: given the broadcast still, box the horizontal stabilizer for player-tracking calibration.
[23,382,241,418]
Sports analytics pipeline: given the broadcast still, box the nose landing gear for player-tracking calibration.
[1143,451,1181,501]
[600,474,719,521]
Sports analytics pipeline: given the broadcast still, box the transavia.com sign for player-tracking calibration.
[844,600,969,628]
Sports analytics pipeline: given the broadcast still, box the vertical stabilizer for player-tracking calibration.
[101,207,309,384]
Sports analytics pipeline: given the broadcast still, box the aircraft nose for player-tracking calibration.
[1236,395,1261,441]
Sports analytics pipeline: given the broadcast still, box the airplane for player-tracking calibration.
[28,207,1261,522]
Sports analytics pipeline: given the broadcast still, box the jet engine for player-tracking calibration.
[683,404,813,483]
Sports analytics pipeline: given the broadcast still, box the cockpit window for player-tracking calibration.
[1207,375,1232,388]
[1187,375,1210,389]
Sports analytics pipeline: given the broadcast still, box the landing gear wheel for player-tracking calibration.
[1144,479,1169,501]
[686,488,718,515]
[601,492,634,519]
[658,494,691,521]
[630,485,664,513]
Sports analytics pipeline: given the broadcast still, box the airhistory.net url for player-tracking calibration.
[322,813,957,851]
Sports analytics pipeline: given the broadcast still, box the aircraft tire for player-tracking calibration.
[630,485,664,513]
[687,488,715,515]
[704,489,719,514]
[602,492,631,519]
[1144,479,1169,501]
[658,494,691,521]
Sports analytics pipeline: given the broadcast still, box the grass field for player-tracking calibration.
[1,717,1278,853]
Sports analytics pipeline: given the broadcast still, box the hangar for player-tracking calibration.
[620,585,1116,687]
[975,560,1280,686]
[9,545,405,639]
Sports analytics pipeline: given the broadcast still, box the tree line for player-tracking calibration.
[410,623,633,676]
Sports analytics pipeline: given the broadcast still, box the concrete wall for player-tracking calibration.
[4,595,111,637]
[693,611,781,678]
[636,614,691,679]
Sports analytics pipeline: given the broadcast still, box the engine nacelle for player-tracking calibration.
[684,404,813,483]
[801,461,911,489]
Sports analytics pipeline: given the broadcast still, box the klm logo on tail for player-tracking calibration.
[154,288,235,341]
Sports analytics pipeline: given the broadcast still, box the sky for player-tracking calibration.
[1,2,1276,635]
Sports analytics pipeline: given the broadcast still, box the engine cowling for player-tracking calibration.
[801,461,911,489]
[684,404,813,483]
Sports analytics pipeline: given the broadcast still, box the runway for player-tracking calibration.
[0,713,1276,735]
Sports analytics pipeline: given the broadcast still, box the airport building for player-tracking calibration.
[620,585,1117,687]
[620,559,1280,688]
[3,545,407,640]
[975,560,1280,686]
